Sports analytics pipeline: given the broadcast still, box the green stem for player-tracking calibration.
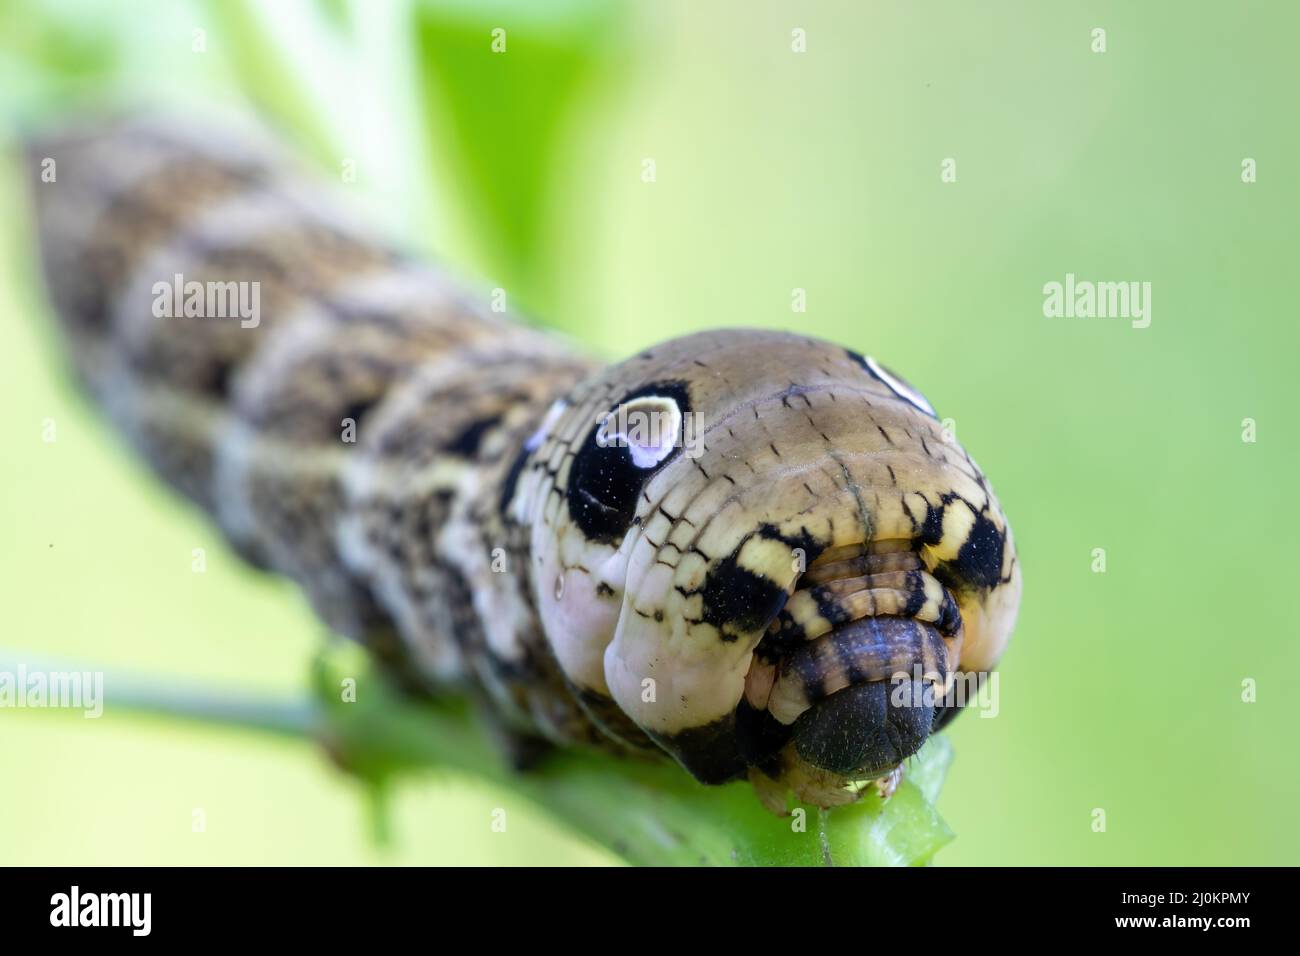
[0,648,955,866]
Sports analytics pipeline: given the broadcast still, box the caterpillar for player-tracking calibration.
[24,116,1022,812]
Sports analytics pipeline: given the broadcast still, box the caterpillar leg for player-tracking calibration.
[872,765,905,799]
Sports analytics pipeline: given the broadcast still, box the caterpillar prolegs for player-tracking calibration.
[25,117,1022,811]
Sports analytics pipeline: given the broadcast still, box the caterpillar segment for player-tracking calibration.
[26,117,1021,811]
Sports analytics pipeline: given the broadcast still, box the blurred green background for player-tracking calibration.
[2,0,1297,865]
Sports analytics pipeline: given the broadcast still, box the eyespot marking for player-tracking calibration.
[565,381,691,545]
[596,394,682,469]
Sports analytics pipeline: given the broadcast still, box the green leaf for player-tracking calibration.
[410,0,628,304]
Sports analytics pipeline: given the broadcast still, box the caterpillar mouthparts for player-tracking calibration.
[734,539,963,808]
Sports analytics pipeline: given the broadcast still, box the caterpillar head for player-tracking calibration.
[514,329,1021,810]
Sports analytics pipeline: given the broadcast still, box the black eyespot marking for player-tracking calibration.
[566,380,691,545]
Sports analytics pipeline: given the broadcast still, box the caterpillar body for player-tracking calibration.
[25,117,1022,811]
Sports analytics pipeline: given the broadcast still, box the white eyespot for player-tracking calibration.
[596,395,682,469]
[864,355,936,417]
